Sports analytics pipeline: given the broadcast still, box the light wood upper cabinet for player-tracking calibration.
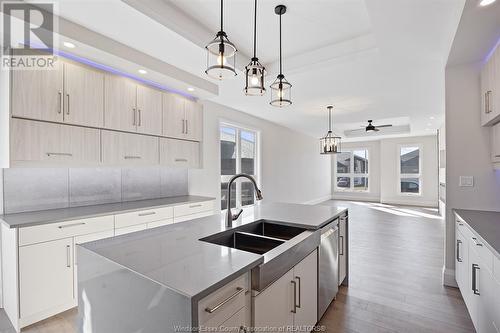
[11,60,63,122]
[480,45,499,126]
[162,93,202,141]
[160,138,200,168]
[63,62,104,128]
[136,85,162,136]
[10,118,100,166]
[101,130,159,166]
[163,93,186,139]
[104,75,137,133]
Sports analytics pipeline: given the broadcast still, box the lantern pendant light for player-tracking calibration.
[244,0,266,96]
[270,5,292,107]
[320,106,342,154]
[205,0,237,80]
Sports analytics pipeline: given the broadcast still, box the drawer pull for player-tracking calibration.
[189,204,203,208]
[66,245,71,268]
[138,211,156,217]
[175,158,188,162]
[47,152,73,157]
[204,287,244,314]
[58,222,86,229]
[124,156,141,159]
[472,263,480,295]
[472,237,483,247]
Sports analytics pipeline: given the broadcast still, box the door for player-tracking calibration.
[63,62,104,127]
[19,238,74,319]
[104,74,137,132]
[136,85,162,136]
[467,245,480,329]
[338,217,347,285]
[160,138,200,168]
[293,250,318,329]
[101,131,159,166]
[476,263,497,333]
[163,93,186,139]
[184,99,203,141]
[455,227,467,291]
[11,59,63,122]
[481,50,497,126]
[253,269,294,332]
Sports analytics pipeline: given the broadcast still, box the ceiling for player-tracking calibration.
[48,0,467,141]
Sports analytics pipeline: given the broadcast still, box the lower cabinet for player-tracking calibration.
[253,249,318,332]
[19,238,75,321]
[455,215,500,333]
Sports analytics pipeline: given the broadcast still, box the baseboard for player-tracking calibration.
[331,194,380,203]
[302,195,333,205]
[381,199,438,208]
[442,266,458,287]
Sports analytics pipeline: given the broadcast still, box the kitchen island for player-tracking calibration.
[77,202,348,332]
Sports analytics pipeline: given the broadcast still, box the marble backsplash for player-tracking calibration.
[1,167,188,214]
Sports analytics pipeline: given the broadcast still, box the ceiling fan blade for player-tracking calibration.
[373,128,380,132]
[376,124,392,128]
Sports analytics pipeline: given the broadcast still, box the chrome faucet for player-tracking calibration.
[226,174,263,228]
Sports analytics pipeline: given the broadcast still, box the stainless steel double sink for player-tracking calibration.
[200,220,307,255]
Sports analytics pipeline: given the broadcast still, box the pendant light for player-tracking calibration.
[270,5,292,107]
[205,0,237,80]
[244,0,266,96]
[320,106,342,154]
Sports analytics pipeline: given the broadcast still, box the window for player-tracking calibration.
[220,124,259,210]
[399,146,421,195]
[335,149,369,192]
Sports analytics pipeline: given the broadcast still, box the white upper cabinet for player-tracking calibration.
[136,84,163,136]
[104,74,137,133]
[162,93,203,141]
[11,60,63,122]
[63,62,104,128]
[480,45,500,126]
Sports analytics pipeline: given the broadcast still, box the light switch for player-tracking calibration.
[459,176,474,187]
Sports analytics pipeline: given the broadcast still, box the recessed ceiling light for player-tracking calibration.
[427,123,432,126]
[479,0,496,6]
[429,116,435,120]
[63,41,76,49]
[426,128,432,131]
[187,87,195,92]
[138,69,147,74]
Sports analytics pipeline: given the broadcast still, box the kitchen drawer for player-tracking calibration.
[471,236,494,272]
[217,306,247,333]
[174,211,214,224]
[198,273,249,327]
[115,206,174,229]
[174,200,214,217]
[147,218,173,229]
[115,223,147,236]
[19,216,114,246]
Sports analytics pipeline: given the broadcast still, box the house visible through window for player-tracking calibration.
[220,124,259,210]
[399,146,421,194]
[335,149,369,192]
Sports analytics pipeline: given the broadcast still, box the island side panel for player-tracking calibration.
[342,212,349,286]
[77,246,192,333]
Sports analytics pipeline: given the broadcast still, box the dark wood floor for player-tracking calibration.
[318,200,474,333]
[0,200,474,333]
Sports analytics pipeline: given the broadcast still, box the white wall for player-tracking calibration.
[443,62,500,285]
[189,101,332,208]
[380,135,438,207]
[331,140,381,202]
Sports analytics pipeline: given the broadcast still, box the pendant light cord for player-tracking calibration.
[279,12,282,76]
[253,0,257,58]
[220,0,224,32]
[328,108,332,132]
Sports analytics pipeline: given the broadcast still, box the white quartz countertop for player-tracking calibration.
[81,202,348,299]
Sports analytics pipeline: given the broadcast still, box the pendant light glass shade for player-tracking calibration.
[270,5,292,107]
[244,0,265,96]
[320,106,341,154]
[205,0,237,80]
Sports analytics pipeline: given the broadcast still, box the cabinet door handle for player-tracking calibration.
[58,222,86,229]
[138,109,142,126]
[472,264,480,295]
[204,287,244,313]
[66,245,71,268]
[185,119,188,134]
[339,235,344,255]
[456,239,462,262]
[58,91,63,114]
[290,280,297,313]
[182,119,185,134]
[189,204,202,208]
[138,211,156,217]
[124,155,141,160]
[486,91,492,114]
[175,158,188,162]
[46,152,73,157]
[295,276,301,309]
[133,107,137,126]
[65,93,70,115]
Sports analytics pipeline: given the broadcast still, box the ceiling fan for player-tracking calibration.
[363,120,392,132]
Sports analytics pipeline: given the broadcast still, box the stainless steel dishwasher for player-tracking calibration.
[318,218,339,320]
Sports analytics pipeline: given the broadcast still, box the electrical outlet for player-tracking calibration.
[459,176,474,187]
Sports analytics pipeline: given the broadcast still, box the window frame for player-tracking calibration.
[219,120,261,211]
[334,148,370,192]
[398,144,422,196]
